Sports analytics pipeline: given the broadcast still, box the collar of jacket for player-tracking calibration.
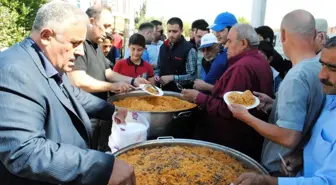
[228,48,259,65]
[164,35,186,49]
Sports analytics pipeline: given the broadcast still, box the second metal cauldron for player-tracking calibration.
[108,91,198,138]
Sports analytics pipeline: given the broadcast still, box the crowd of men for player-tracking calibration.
[0,1,335,185]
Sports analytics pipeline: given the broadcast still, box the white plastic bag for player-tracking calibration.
[109,111,149,153]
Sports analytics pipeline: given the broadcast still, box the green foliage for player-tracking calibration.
[134,0,147,29]
[0,6,25,47]
[0,0,46,47]
[183,22,191,37]
[134,0,192,37]
[237,16,250,24]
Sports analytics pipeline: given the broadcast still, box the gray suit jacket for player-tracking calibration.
[0,38,116,185]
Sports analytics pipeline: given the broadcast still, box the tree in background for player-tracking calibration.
[237,16,250,24]
[0,0,46,47]
[134,0,147,29]
[134,0,191,37]
[0,5,25,48]
[183,22,191,38]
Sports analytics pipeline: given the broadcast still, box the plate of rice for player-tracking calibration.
[223,90,260,109]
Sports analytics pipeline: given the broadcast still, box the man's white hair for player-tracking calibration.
[32,1,89,34]
[232,23,260,47]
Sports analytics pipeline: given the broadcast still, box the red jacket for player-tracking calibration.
[195,48,273,161]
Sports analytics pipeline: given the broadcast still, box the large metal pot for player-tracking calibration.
[108,91,198,138]
[114,138,269,175]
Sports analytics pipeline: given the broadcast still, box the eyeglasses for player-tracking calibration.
[320,59,336,72]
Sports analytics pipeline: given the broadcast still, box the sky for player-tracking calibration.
[145,0,336,29]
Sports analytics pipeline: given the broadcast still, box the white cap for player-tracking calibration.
[199,33,217,49]
[315,18,328,33]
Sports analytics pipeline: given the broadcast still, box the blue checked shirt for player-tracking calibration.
[155,48,197,85]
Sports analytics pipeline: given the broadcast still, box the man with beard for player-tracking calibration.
[155,17,197,92]
[193,19,210,48]
[196,33,220,89]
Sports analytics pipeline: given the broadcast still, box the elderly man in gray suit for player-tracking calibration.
[0,1,136,185]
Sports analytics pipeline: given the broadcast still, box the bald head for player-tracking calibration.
[281,9,315,38]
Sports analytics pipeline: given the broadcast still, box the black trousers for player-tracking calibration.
[90,119,112,152]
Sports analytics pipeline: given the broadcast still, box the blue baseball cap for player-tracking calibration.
[210,12,238,32]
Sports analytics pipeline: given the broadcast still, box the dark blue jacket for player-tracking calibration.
[159,36,193,91]
[159,36,193,76]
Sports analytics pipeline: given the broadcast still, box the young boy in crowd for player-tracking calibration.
[113,33,155,85]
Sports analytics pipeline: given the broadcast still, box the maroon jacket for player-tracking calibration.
[195,49,273,161]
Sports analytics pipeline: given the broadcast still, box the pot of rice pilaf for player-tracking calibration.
[114,139,269,185]
[108,91,198,138]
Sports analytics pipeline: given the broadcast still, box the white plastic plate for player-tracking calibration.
[223,91,260,109]
[138,84,164,96]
